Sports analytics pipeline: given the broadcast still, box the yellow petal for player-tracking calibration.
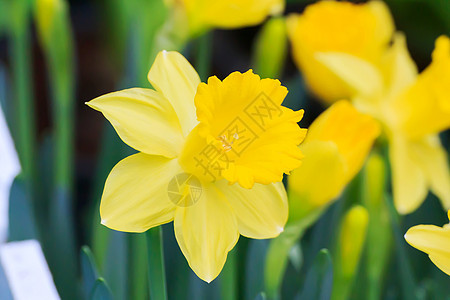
[179,70,306,188]
[147,51,200,136]
[392,35,450,139]
[174,183,239,282]
[389,134,427,214]
[412,136,450,211]
[86,88,184,158]
[306,100,380,181]
[288,140,347,217]
[429,253,450,276]
[215,180,287,239]
[405,224,450,275]
[381,33,418,101]
[315,52,383,98]
[100,153,180,233]
[286,0,394,103]
[181,0,284,35]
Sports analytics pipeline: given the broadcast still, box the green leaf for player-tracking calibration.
[296,249,333,300]
[146,227,167,300]
[90,278,113,300]
[45,187,79,300]
[245,240,269,299]
[129,234,148,300]
[81,246,100,300]
[385,194,418,300]
[8,178,37,241]
[255,292,267,300]
[102,231,128,300]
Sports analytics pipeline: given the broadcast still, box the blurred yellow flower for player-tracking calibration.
[338,205,369,277]
[287,0,450,215]
[173,0,284,36]
[286,0,394,103]
[405,211,450,276]
[288,100,379,221]
[86,51,306,282]
[35,0,65,47]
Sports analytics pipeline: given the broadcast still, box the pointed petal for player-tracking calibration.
[429,253,450,276]
[382,33,418,100]
[405,224,450,274]
[87,88,184,158]
[100,153,180,233]
[147,51,200,136]
[389,134,427,214]
[315,52,383,98]
[405,224,450,254]
[413,136,450,210]
[392,35,450,138]
[215,180,287,239]
[174,183,239,282]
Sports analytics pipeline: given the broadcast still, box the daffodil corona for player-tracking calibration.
[87,51,306,282]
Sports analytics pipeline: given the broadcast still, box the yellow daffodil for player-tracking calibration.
[86,51,306,282]
[287,0,450,214]
[405,211,450,276]
[286,0,394,103]
[169,0,284,36]
[288,100,380,221]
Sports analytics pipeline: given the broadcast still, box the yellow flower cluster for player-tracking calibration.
[287,0,450,215]
[287,0,450,277]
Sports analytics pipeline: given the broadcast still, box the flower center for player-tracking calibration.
[179,70,307,188]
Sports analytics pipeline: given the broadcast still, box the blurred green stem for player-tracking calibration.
[146,227,168,300]
[221,246,238,300]
[195,32,212,81]
[10,0,36,189]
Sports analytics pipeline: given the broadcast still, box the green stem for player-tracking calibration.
[10,2,36,187]
[221,247,238,300]
[264,207,325,299]
[264,226,305,300]
[195,32,212,81]
[146,227,168,300]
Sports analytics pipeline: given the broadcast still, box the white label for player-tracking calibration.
[0,106,21,243]
[0,240,60,300]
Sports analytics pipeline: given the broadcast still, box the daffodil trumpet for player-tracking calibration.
[264,100,379,298]
[86,51,306,283]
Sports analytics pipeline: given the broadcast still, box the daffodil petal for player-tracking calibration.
[405,224,450,262]
[147,51,200,136]
[174,183,239,282]
[87,88,184,158]
[382,33,418,100]
[181,0,284,35]
[429,253,450,276]
[392,35,450,138]
[315,52,383,98]
[413,136,450,210]
[286,0,393,103]
[389,134,427,214]
[214,180,287,239]
[100,153,180,233]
